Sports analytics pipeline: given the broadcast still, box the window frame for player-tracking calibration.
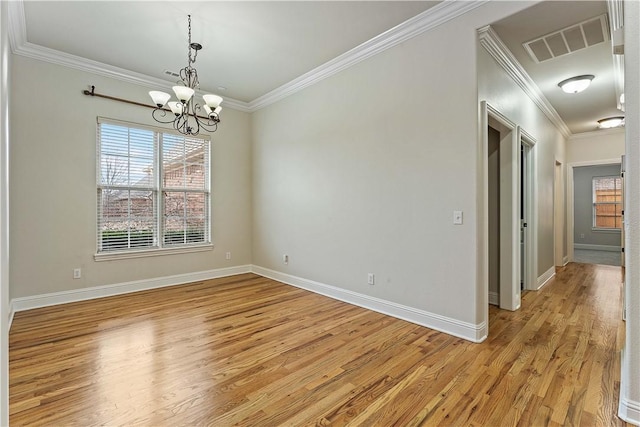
[95,117,213,261]
[592,175,622,232]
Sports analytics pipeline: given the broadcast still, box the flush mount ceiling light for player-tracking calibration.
[598,116,625,129]
[149,15,223,136]
[557,74,595,93]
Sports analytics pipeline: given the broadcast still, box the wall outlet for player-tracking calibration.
[367,273,375,285]
[73,268,81,279]
[580,233,585,239]
[283,254,289,265]
[225,252,231,260]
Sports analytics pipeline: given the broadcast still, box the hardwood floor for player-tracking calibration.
[10,263,630,426]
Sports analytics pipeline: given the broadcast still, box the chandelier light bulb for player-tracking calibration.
[558,75,595,94]
[173,86,195,102]
[203,94,223,109]
[149,91,171,108]
[168,101,183,116]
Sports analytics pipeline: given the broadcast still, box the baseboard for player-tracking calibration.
[574,243,621,252]
[8,299,15,330]
[251,265,486,343]
[488,291,499,306]
[562,256,569,266]
[10,265,252,315]
[536,266,555,290]
[619,396,640,426]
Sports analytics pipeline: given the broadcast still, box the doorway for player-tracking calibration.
[481,102,521,312]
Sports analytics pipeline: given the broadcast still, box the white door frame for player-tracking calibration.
[518,127,537,291]
[567,158,621,262]
[554,160,565,267]
[480,101,521,312]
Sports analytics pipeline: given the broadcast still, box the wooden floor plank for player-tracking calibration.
[9,264,632,426]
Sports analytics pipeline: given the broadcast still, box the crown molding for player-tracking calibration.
[249,0,489,111]
[607,0,625,111]
[478,25,572,139]
[6,1,250,113]
[8,0,487,114]
[568,126,625,140]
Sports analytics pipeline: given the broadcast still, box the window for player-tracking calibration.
[97,119,210,257]
[592,175,622,230]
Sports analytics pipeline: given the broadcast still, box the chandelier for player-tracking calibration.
[149,15,223,136]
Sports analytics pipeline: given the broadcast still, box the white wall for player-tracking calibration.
[567,128,625,164]
[251,1,538,340]
[621,0,640,423]
[9,55,253,300]
[0,1,9,424]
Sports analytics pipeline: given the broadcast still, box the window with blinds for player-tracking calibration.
[592,176,622,230]
[97,119,210,255]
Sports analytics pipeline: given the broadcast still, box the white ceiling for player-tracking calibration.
[10,1,625,135]
[491,0,623,134]
[20,1,438,103]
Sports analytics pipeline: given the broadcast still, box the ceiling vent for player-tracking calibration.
[523,14,610,63]
[163,70,180,78]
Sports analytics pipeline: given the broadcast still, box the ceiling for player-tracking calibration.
[9,1,624,135]
[491,1,623,134]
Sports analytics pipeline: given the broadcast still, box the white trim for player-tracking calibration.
[574,243,621,252]
[563,256,569,266]
[488,291,499,306]
[569,127,625,140]
[94,244,214,262]
[251,265,487,343]
[10,265,251,313]
[7,0,486,114]
[536,266,556,290]
[619,396,640,426]
[7,301,14,332]
[478,26,572,139]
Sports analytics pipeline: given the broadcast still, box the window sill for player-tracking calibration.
[591,228,621,233]
[94,244,214,262]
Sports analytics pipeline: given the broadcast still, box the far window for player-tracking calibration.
[97,119,211,255]
[592,176,622,230]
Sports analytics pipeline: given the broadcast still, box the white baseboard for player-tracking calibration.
[536,266,555,290]
[562,256,569,266]
[488,291,499,306]
[619,396,640,426]
[574,243,621,252]
[10,265,252,315]
[8,300,15,330]
[251,265,487,343]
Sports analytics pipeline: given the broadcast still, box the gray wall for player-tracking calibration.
[573,164,621,248]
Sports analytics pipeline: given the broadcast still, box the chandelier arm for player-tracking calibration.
[151,108,180,124]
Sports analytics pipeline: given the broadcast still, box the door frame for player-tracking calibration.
[518,127,537,291]
[480,101,521,313]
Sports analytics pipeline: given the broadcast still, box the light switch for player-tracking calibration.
[453,210,463,225]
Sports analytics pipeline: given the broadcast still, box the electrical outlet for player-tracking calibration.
[225,252,231,260]
[367,273,375,285]
[73,268,81,279]
[283,254,289,265]
[580,233,585,239]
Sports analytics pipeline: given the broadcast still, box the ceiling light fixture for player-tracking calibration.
[149,15,223,136]
[557,75,595,94]
[598,116,625,129]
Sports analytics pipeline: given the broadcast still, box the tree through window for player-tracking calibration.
[97,119,210,254]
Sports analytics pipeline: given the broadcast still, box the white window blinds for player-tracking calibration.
[97,119,210,254]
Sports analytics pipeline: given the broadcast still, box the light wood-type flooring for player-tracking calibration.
[10,263,630,426]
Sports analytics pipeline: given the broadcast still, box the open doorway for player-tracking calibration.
[481,102,522,312]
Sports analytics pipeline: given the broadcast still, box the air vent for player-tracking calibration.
[523,14,609,63]
[163,70,180,78]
